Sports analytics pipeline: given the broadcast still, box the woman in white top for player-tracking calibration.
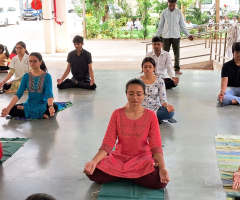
[0,41,30,93]
[139,57,175,121]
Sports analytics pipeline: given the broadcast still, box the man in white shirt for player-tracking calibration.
[126,19,133,30]
[146,36,179,89]
[155,0,193,75]
[230,17,238,24]
[186,21,193,29]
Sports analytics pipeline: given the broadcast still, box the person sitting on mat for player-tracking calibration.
[233,166,240,190]
[0,44,10,73]
[84,78,170,189]
[146,36,179,89]
[57,35,96,90]
[139,57,175,122]
[1,52,58,119]
[218,42,240,107]
[0,41,30,94]
[25,193,56,200]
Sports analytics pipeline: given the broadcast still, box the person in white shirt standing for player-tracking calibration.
[146,36,179,89]
[155,0,193,75]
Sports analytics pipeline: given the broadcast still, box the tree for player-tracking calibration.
[239,0,240,13]
[178,0,194,20]
[136,0,152,39]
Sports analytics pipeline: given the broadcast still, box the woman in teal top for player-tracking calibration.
[1,52,58,119]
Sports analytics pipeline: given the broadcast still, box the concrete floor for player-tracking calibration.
[0,69,238,200]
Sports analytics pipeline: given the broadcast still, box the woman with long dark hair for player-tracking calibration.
[1,52,58,119]
[84,79,169,189]
[0,44,10,72]
[139,57,175,121]
[0,41,30,93]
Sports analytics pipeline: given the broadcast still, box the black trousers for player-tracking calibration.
[9,103,59,118]
[3,83,11,90]
[0,66,9,70]
[57,78,96,90]
[163,38,180,72]
[163,78,177,89]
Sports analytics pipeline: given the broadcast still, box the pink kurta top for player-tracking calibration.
[96,107,163,178]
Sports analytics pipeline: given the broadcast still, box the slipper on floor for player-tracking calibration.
[168,118,177,123]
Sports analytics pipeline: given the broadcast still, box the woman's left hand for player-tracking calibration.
[159,168,170,183]
[167,104,175,113]
[49,106,55,117]
[233,171,240,189]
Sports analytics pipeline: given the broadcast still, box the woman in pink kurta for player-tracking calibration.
[84,79,170,189]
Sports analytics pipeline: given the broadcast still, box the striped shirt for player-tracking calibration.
[155,8,190,38]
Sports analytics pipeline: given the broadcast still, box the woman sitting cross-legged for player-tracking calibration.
[84,79,169,189]
[0,41,30,93]
[140,57,175,121]
[1,52,58,119]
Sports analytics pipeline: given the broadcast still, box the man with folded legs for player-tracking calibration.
[57,35,96,90]
[146,36,179,89]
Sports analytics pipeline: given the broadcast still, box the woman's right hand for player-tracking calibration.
[83,160,97,176]
[167,104,175,113]
[0,82,4,88]
[1,108,10,117]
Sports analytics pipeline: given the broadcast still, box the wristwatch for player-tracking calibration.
[48,105,53,108]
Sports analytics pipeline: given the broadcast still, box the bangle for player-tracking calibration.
[48,105,53,108]
[220,91,225,94]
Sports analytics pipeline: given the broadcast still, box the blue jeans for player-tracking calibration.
[223,88,240,104]
[157,106,174,120]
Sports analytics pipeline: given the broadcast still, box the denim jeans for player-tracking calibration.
[157,106,174,120]
[223,87,240,104]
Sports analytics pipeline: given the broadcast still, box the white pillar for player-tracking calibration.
[54,0,69,53]
[42,0,55,54]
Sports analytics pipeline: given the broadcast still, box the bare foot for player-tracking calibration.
[175,71,183,75]
[42,114,49,119]
[17,106,24,110]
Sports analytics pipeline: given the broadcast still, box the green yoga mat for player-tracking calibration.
[98,179,164,200]
[98,145,165,200]
[0,138,29,164]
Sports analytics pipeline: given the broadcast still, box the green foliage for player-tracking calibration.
[117,0,133,18]
[85,16,100,39]
[151,0,167,14]
[186,8,208,25]
[178,0,194,7]
[137,30,145,39]
[136,0,152,39]
[149,17,159,26]
[74,5,82,17]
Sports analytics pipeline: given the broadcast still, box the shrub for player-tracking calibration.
[86,16,100,39]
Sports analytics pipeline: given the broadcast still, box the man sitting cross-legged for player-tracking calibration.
[145,36,179,89]
[57,35,96,90]
[218,42,240,106]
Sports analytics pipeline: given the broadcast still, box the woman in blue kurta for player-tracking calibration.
[1,52,58,119]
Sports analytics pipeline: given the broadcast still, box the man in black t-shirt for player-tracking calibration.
[57,35,96,90]
[218,42,240,106]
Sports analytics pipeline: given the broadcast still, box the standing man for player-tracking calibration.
[57,35,96,90]
[155,0,193,75]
